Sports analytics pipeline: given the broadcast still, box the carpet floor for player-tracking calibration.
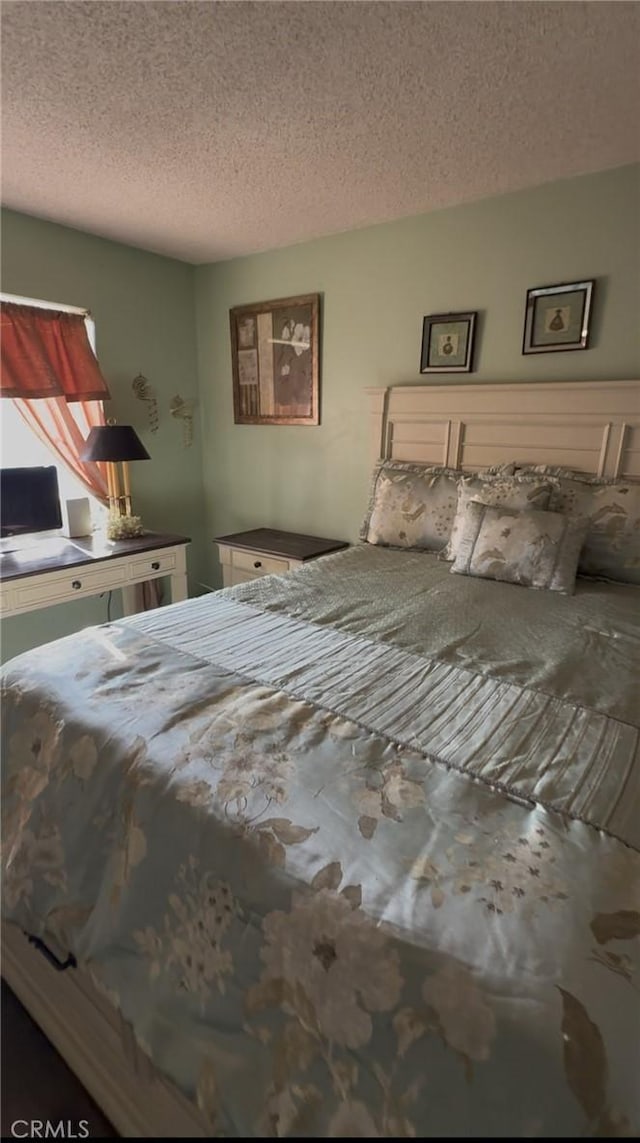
[1,980,116,1138]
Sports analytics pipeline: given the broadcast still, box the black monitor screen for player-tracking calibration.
[0,466,63,537]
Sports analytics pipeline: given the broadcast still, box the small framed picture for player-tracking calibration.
[522,280,594,354]
[420,312,477,373]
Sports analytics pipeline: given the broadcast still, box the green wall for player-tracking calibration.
[195,163,640,585]
[1,209,204,660]
[2,164,639,654]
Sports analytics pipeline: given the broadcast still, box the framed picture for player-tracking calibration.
[230,293,320,425]
[420,312,477,373]
[522,280,594,354]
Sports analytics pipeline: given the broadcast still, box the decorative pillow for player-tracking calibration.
[441,474,553,562]
[361,460,460,550]
[544,476,640,584]
[451,502,588,594]
[516,463,587,478]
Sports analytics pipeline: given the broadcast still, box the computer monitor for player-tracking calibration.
[0,466,63,538]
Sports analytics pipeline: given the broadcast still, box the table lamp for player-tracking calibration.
[81,421,150,539]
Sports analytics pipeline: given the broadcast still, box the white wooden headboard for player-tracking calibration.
[367,380,640,478]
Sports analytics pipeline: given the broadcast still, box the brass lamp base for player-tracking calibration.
[108,494,134,516]
[106,461,144,538]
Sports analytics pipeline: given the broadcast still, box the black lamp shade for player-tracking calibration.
[80,425,150,462]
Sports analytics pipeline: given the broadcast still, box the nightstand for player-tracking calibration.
[214,528,349,588]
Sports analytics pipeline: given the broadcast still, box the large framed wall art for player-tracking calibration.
[230,293,320,425]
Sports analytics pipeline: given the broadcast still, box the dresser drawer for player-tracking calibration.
[15,563,127,608]
[128,550,177,580]
[229,548,290,577]
[222,566,262,587]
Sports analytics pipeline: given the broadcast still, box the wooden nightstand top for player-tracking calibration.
[214,528,348,562]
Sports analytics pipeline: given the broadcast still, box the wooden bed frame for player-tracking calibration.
[367,378,640,477]
[3,378,639,1137]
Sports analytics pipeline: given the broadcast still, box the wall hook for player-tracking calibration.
[169,394,195,447]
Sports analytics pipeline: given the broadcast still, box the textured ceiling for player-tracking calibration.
[1,1,639,264]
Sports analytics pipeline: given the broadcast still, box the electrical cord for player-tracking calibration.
[99,590,113,621]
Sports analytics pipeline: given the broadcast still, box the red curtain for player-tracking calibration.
[0,303,111,401]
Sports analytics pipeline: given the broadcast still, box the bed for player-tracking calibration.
[2,380,639,1138]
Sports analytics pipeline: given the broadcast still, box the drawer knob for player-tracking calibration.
[253,560,262,569]
[151,561,160,571]
[71,579,82,590]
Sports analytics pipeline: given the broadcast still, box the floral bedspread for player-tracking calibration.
[2,557,639,1137]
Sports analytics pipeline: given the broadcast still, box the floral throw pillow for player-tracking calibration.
[441,474,552,562]
[546,477,640,585]
[451,502,588,594]
[361,460,460,550]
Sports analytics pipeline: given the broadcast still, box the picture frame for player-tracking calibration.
[230,293,320,425]
[522,280,594,354]
[420,311,477,373]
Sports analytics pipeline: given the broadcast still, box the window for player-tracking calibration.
[0,292,106,531]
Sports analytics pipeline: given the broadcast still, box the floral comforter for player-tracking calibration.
[2,547,639,1137]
